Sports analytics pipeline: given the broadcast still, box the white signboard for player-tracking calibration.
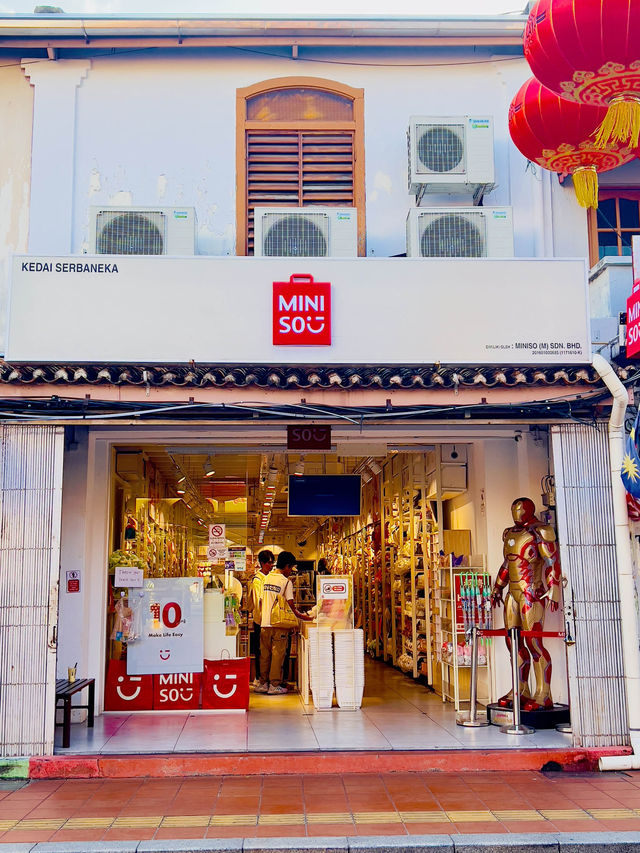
[208,523,227,560]
[114,567,144,588]
[7,256,591,365]
[127,577,204,675]
[319,577,349,599]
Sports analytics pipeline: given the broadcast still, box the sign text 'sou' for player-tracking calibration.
[628,236,640,358]
[273,274,331,346]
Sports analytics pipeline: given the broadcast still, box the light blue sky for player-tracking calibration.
[2,0,525,16]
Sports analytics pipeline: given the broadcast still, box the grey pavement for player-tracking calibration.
[5,832,640,853]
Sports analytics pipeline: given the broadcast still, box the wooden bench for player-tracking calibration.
[55,678,95,749]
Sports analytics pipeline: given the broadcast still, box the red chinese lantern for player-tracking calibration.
[524,0,640,149]
[508,77,634,208]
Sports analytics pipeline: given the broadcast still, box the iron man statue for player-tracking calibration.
[491,497,562,711]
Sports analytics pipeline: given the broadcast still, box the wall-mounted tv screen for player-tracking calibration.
[288,475,361,517]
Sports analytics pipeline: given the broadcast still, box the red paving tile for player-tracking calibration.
[405,822,454,835]
[306,824,354,836]
[450,822,504,834]
[48,828,107,843]
[0,830,57,843]
[255,825,308,837]
[592,818,640,831]
[207,826,256,838]
[353,824,407,835]
[102,827,157,841]
[9,769,640,843]
[154,826,208,840]
[500,821,559,833]
[546,820,600,832]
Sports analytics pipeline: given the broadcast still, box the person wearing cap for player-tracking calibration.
[248,550,275,687]
[255,550,311,695]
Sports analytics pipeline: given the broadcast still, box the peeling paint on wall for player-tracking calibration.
[88,168,101,196]
[108,190,133,206]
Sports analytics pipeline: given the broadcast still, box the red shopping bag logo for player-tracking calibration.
[104,659,153,711]
[202,658,250,710]
[273,274,331,346]
[153,672,201,710]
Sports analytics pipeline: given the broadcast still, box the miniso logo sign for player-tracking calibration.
[273,273,331,346]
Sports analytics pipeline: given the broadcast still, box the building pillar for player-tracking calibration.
[552,422,629,747]
[0,424,64,756]
[22,59,90,254]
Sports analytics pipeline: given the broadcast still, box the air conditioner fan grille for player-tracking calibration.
[262,212,328,257]
[96,211,165,255]
[416,124,465,174]
[419,212,486,258]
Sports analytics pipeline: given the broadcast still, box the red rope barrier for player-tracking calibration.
[475,628,566,639]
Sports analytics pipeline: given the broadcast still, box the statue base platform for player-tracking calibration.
[488,702,570,730]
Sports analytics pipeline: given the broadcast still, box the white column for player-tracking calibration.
[22,60,90,254]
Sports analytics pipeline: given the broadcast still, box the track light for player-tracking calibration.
[204,457,215,478]
[176,486,186,495]
[369,460,382,475]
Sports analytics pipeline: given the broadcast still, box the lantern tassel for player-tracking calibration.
[593,95,640,149]
[572,165,599,209]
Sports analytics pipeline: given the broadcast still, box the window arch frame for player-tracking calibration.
[236,76,365,256]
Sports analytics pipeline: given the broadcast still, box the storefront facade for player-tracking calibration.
[0,12,637,762]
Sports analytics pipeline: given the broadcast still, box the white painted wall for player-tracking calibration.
[0,65,33,358]
[29,52,586,260]
[58,429,90,683]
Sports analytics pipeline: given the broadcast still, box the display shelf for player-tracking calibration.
[436,553,491,711]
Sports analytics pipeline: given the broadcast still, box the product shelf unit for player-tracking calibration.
[436,553,491,711]
[382,453,434,681]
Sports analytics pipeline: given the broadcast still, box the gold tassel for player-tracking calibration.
[572,165,599,209]
[593,95,640,149]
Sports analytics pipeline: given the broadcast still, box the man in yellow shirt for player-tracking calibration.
[256,551,311,695]
[249,550,274,686]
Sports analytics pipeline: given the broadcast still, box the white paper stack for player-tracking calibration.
[307,628,334,710]
[333,629,365,710]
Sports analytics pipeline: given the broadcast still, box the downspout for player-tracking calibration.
[591,353,640,769]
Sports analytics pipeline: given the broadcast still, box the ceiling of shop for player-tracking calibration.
[114,445,362,543]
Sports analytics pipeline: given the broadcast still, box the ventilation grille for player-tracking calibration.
[415,123,465,174]
[246,130,354,254]
[95,211,165,255]
[418,211,486,257]
[261,212,329,257]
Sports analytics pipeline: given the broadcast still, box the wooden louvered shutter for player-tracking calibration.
[246,130,355,255]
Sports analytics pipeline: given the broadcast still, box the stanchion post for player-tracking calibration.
[500,626,534,735]
[456,626,489,728]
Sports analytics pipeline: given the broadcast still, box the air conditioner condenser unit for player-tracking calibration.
[89,206,196,255]
[406,206,514,258]
[253,207,357,257]
[408,116,495,196]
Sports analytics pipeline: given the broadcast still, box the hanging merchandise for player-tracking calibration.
[224,590,241,635]
[524,0,640,148]
[110,596,138,643]
[508,77,634,208]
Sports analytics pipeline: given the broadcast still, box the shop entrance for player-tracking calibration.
[55,436,573,752]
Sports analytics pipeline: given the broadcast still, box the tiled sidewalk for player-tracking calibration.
[2,771,640,846]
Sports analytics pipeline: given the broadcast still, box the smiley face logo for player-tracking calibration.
[159,649,171,661]
[213,672,237,699]
[116,675,142,701]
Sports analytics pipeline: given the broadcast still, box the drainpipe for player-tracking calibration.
[591,353,640,770]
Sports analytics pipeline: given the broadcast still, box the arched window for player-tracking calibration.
[236,77,365,256]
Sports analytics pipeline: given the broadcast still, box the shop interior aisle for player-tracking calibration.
[54,658,571,754]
